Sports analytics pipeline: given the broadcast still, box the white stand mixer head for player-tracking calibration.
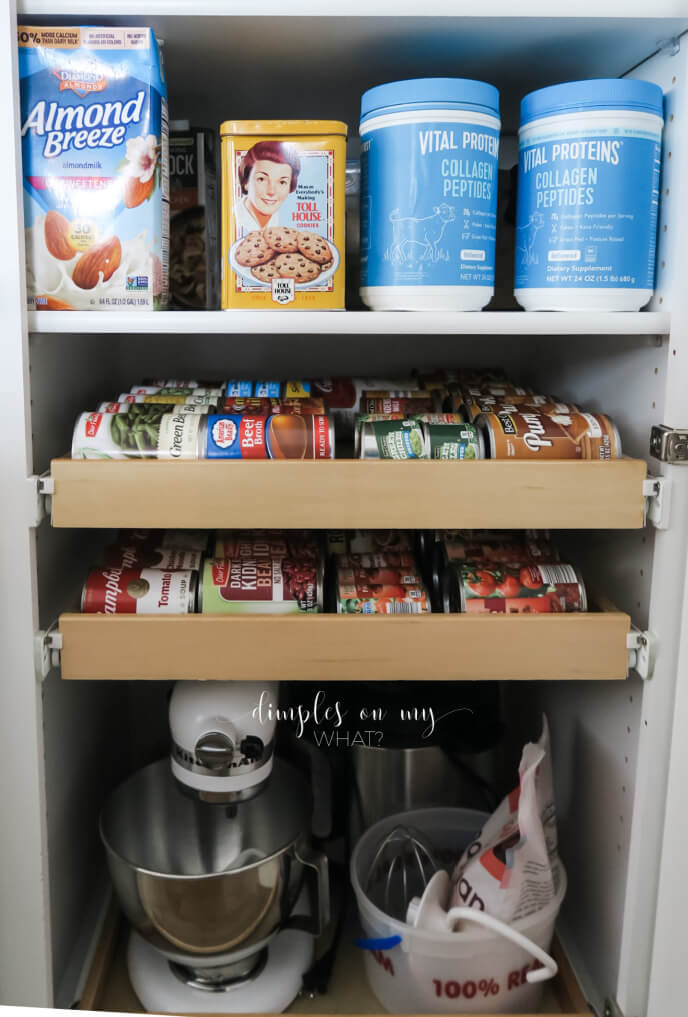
[169,681,280,802]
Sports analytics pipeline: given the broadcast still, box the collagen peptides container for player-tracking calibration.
[359,78,500,311]
[515,79,664,311]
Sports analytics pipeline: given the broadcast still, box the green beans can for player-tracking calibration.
[72,407,203,459]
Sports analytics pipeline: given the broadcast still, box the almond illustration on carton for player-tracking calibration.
[44,210,76,261]
[72,237,122,290]
[123,174,155,209]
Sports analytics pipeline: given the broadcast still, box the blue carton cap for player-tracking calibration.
[520,78,664,125]
[361,78,500,123]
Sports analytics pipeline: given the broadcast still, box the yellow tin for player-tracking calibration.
[220,120,347,309]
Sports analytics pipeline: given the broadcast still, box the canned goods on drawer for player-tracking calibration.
[442,561,587,614]
[82,567,197,614]
[199,556,323,613]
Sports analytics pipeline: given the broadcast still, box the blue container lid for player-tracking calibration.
[520,78,663,125]
[360,78,500,124]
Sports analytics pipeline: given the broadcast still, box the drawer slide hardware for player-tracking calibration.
[627,628,657,680]
[604,996,638,1017]
[650,425,688,464]
[34,622,62,681]
[28,472,54,526]
[643,475,671,529]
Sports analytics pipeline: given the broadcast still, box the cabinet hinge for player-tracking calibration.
[656,35,681,57]
[643,474,671,529]
[627,628,657,680]
[27,472,54,527]
[650,425,688,464]
[34,622,62,681]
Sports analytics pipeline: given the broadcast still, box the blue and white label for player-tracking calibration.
[515,126,662,290]
[361,120,499,288]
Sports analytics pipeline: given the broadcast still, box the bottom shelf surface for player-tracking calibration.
[80,904,593,1017]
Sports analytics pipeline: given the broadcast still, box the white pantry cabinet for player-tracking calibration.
[2,5,688,1017]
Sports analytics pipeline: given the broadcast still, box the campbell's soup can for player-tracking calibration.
[199,556,323,613]
[101,544,202,571]
[443,561,587,614]
[72,409,204,459]
[202,413,334,459]
[336,573,431,614]
[478,411,622,459]
[82,567,197,614]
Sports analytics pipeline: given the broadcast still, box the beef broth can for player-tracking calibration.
[478,411,622,459]
[202,413,334,459]
[221,119,347,309]
[82,567,196,613]
[199,556,323,613]
[443,561,587,614]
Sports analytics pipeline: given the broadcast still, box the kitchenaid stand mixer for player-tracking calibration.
[100,681,330,1013]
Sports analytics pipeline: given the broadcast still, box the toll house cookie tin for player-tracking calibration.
[221,120,347,309]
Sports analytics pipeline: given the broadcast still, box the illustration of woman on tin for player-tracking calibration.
[235,140,301,232]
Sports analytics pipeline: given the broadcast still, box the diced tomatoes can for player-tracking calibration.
[336,573,431,614]
[81,567,197,614]
[198,555,323,613]
[443,561,587,614]
[432,533,559,602]
[478,410,622,459]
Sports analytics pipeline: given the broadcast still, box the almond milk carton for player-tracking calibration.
[18,26,168,310]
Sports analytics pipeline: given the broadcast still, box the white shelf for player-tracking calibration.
[17,1,688,16]
[27,310,671,336]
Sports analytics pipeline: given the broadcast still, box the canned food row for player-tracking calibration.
[80,528,588,617]
[70,369,622,461]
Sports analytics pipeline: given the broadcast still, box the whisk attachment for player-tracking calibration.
[365,824,440,921]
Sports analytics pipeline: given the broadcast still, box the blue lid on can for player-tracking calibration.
[360,78,500,124]
[520,78,664,125]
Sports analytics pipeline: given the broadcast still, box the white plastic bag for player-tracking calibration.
[449,715,561,923]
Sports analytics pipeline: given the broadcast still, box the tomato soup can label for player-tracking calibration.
[199,556,322,613]
[478,410,621,459]
[82,567,196,613]
[444,561,586,613]
[72,409,202,459]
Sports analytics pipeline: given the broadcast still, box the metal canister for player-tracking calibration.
[478,411,622,460]
[425,421,485,460]
[337,564,425,589]
[358,419,428,459]
[336,571,431,614]
[443,561,587,614]
[101,545,202,571]
[433,533,559,603]
[461,400,580,422]
[361,395,437,416]
[81,567,197,614]
[72,408,204,460]
[198,555,323,613]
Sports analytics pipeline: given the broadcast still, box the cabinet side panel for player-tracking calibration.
[0,0,52,1004]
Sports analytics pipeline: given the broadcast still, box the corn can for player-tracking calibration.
[221,120,347,309]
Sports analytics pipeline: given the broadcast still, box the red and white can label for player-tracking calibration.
[82,568,195,614]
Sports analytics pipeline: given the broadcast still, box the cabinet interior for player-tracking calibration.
[16,7,688,1015]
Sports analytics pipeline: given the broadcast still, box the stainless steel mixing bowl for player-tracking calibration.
[100,757,328,968]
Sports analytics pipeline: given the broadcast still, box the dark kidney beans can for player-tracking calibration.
[199,555,323,613]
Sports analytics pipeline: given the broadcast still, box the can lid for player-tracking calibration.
[220,120,347,138]
[360,78,500,123]
[520,78,664,125]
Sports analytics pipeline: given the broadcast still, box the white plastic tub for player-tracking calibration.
[351,808,566,1014]
[514,78,664,311]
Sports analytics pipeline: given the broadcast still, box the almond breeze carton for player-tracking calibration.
[19,26,168,310]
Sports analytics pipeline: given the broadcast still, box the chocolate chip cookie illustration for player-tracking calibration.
[274,252,321,283]
[264,226,300,253]
[235,230,274,267]
[252,260,281,284]
[297,232,332,264]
